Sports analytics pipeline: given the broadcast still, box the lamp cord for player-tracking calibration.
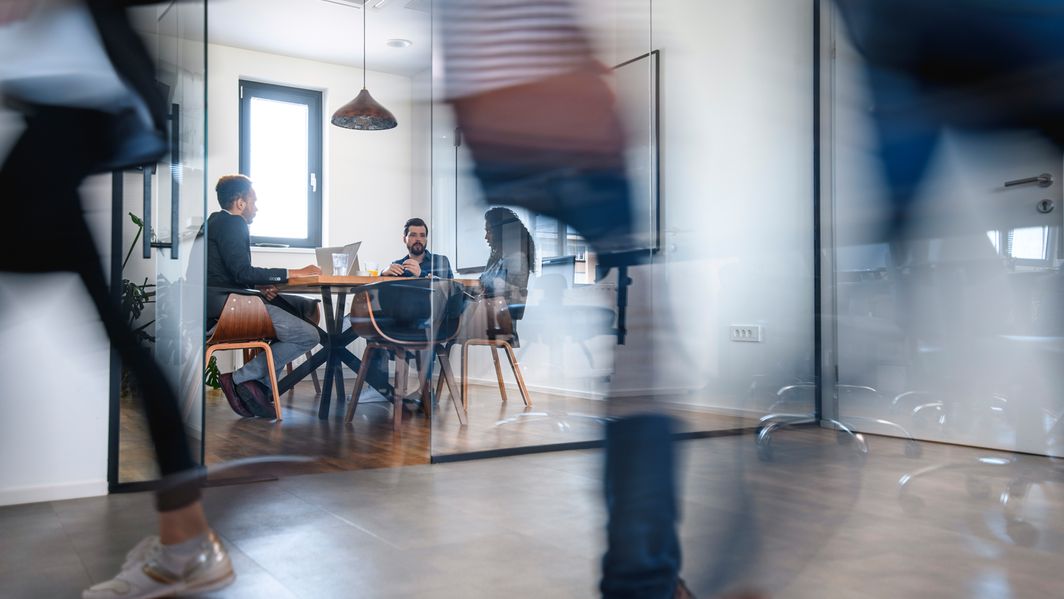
[362,3,367,89]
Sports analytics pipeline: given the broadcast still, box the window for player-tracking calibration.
[239,80,323,247]
[987,226,1055,266]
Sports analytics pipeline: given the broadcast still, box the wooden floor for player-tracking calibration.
[118,377,758,484]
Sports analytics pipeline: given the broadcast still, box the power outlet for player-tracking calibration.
[729,325,763,342]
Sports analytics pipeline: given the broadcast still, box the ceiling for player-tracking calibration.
[208,0,431,77]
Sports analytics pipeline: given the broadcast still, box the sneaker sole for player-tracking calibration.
[112,568,234,599]
[176,569,236,597]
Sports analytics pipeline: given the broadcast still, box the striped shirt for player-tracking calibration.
[439,0,596,100]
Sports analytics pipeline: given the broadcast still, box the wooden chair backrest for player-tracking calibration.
[349,284,464,347]
[348,290,380,340]
[484,296,515,337]
[206,293,277,345]
[458,295,514,342]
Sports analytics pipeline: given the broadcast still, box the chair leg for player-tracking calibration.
[261,344,283,420]
[307,351,321,393]
[395,352,409,400]
[461,342,470,413]
[344,346,375,423]
[502,343,531,407]
[437,346,466,425]
[490,346,509,402]
[434,364,446,401]
[413,350,431,415]
[393,350,406,430]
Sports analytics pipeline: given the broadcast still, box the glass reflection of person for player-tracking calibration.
[479,207,535,325]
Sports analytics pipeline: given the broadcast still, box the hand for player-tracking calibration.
[290,264,322,278]
[258,285,279,301]
[0,0,33,25]
[382,263,405,277]
[402,259,422,277]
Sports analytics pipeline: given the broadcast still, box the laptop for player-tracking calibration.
[315,241,361,276]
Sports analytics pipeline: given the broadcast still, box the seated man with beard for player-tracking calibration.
[382,217,454,279]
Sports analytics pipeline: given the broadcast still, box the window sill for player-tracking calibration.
[251,246,315,255]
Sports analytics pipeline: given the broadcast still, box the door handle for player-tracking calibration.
[1004,173,1054,188]
[142,164,156,259]
[143,104,181,260]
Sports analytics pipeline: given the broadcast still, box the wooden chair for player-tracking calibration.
[344,279,466,429]
[205,293,283,420]
[244,299,322,395]
[441,296,531,412]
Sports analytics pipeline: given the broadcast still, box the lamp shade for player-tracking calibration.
[331,88,398,130]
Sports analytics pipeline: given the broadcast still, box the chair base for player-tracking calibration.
[460,339,531,414]
[345,343,466,429]
[206,341,282,420]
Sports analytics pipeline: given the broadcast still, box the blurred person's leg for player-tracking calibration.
[0,106,232,596]
[473,156,682,597]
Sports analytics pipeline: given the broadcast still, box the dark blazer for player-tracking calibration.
[206,211,287,320]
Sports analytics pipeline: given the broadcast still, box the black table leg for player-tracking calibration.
[317,287,338,419]
[332,291,347,412]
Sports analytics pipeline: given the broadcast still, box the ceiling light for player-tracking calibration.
[386,38,412,48]
[330,0,398,130]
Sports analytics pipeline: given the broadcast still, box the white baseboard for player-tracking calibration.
[0,479,108,507]
[462,376,607,401]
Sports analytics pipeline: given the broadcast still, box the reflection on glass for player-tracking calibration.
[248,97,309,240]
[1010,227,1050,261]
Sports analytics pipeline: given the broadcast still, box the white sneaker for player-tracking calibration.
[83,531,235,599]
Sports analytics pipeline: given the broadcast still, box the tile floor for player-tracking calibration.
[2,429,1062,598]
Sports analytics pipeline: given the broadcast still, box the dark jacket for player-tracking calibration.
[391,251,454,279]
[206,211,287,319]
[480,251,530,321]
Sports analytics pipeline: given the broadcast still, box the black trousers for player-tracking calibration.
[0,106,200,512]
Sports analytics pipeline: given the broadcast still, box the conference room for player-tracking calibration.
[95,0,760,485]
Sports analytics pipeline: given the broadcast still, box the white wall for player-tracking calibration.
[0,106,112,504]
[654,0,815,413]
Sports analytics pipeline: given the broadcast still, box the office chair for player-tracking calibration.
[344,278,466,429]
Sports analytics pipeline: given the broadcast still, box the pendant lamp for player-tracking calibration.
[331,2,397,130]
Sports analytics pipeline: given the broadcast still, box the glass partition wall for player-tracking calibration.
[114,1,208,485]
[826,6,1064,459]
[430,0,819,461]
[110,0,822,479]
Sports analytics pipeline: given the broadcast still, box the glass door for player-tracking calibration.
[827,7,1064,458]
[114,1,207,485]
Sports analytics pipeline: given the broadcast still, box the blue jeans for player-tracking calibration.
[601,415,681,598]
[473,155,680,597]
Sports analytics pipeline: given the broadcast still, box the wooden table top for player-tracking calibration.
[282,275,480,289]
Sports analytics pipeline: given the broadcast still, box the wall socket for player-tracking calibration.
[729,325,763,342]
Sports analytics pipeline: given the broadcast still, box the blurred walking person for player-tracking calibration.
[439,2,692,596]
[0,1,234,597]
